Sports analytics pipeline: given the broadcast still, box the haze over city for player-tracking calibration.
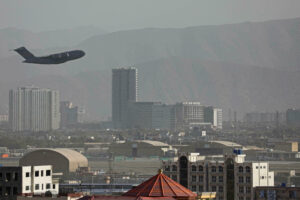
[1,1,300,200]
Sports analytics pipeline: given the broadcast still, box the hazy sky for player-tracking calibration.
[1,0,300,32]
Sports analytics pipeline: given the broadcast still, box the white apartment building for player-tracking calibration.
[9,87,60,132]
[0,165,58,199]
[162,152,274,200]
[213,108,223,130]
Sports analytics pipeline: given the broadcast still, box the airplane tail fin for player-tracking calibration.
[14,47,35,59]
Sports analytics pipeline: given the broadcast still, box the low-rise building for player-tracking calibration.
[162,152,274,200]
[0,165,58,199]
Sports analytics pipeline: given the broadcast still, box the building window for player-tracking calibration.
[246,187,251,194]
[211,166,216,172]
[261,176,265,179]
[0,187,2,196]
[35,184,39,190]
[25,186,30,191]
[192,185,196,192]
[41,170,44,177]
[35,171,39,177]
[25,172,30,177]
[219,166,223,172]
[219,176,223,183]
[46,170,51,176]
[199,165,203,172]
[5,173,11,181]
[199,185,203,192]
[212,186,216,192]
[172,175,177,181]
[199,175,203,182]
[239,166,243,173]
[46,184,51,190]
[5,187,11,196]
[212,176,216,182]
[239,176,244,183]
[246,166,251,173]
[164,166,170,172]
[192,165,197,172]
[13,187,18,195]
[246,176,251,183]
[53,184,56,189]
[192,176,196,182]
[14,173,18,181]
[172,165,177,172]
[0,173,2,179]
[219,186,223,193]
[239,186,244,193]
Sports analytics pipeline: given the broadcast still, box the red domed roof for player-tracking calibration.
[123,171,196,198]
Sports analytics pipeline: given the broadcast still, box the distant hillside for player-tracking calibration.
[137,58,300,117]
[0,18,300,119]
[76,18,300,72]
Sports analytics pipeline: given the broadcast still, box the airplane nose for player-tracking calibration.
[81,51,85,57]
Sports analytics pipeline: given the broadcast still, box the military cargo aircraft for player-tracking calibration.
[14,47,85,64]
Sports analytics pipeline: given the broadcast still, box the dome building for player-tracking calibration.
[19,148,88,175]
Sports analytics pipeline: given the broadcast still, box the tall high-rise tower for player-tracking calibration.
[9,87,60,132]
[112,68,138,128]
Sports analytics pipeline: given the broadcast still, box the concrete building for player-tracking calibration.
[128,102,155,129]
[19,149,88,176]
[152,103,174,130]
[162,152,274,200]
[128,102,175,130]
[243,112,286,128]
[174,102,204,131]
[0,165,58,199]
[203,106,223,130]
[9,87,60,132]
[60,101,78,129]
[203,106,214,124]
[213,108,223,130]
[112,68,138,129]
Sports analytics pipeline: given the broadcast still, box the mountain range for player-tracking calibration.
[0,18,299,120]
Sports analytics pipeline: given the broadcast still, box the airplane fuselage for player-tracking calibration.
[23,50,85,64]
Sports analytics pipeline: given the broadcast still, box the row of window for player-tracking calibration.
[191,175,205,182]
[238,166,251,173]
[239,176,251,183]
[191,185,224,193]
[165,165,252,173]
[239,186,252,194]
[208,166,223,173]
[33,183,55,191]
[255,165,266,169]
[34,170,51,177]
[172,175,251,184]
[164,165,177,172]
[0,172,18,181]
